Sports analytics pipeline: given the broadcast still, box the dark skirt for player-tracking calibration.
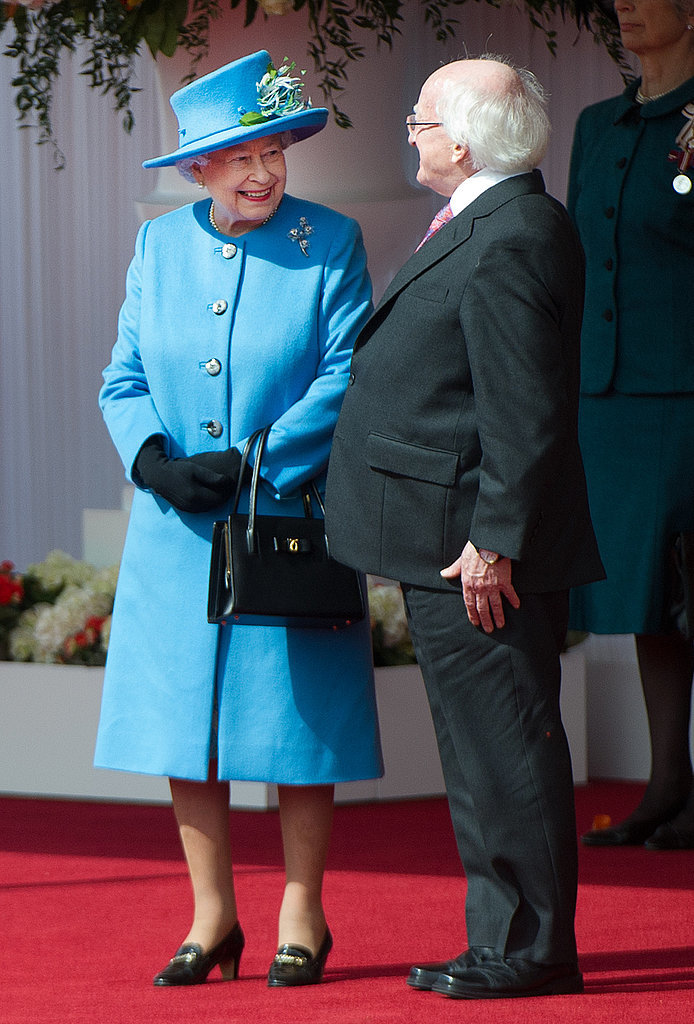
[570,392,694,635]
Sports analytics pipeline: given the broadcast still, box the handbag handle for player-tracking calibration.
[231,425,331,556]
[231,426,270,554]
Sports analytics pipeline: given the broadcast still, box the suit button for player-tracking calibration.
[604,257,613,271]
[604,206,615,218]
[211,300,228,315]
[602,309,614,322]
[221,243,237,259]
[204,358,222,376]
[616,157,627,169]
[204,420,223,438]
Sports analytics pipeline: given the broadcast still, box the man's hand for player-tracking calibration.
[441,540,520,633]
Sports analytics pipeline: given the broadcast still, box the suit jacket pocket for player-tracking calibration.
[366,432,459,486]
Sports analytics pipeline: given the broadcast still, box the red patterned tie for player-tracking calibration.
[415,201,454,251]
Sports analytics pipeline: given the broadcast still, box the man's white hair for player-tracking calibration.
[437,54,550,174]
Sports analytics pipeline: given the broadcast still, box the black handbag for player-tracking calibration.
[207,426,366,628]
[669,531,694,639]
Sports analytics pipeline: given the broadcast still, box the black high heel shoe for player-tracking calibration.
[267,928,333,987]
[581,793,691,847]
[645,821,694,850]
[153,921,245,986]
[580,816,670,846]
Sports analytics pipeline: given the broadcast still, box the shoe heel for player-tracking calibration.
[219,954,241,981]
[218,925,244,980]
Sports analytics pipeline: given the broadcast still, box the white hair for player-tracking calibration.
[175,130,296,182]
[437,55,551,174]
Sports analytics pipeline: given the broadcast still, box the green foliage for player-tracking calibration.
[0,0,623,163]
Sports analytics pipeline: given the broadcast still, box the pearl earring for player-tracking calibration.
[198,180,205,189]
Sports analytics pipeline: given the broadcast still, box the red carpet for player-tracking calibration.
[2,781,693,1023]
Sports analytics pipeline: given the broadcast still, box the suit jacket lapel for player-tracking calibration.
[367,171,547,334]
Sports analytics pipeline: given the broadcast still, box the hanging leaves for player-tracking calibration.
[0,0,623,162]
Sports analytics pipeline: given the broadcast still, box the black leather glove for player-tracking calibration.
[134,437,240,513]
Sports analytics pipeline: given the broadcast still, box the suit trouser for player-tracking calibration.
[402,584,578,964]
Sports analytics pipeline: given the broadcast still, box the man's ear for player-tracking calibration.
[450,142,468,166]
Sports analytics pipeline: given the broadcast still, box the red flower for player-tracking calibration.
[62,637,77,658]
[0,570,24,606]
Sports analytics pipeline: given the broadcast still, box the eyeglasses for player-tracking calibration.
[405,113,443,136]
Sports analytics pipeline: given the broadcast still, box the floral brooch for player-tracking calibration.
[288,217,314,257]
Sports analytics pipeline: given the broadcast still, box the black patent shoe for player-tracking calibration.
[645,821,694,850]
[581,793,690,847]
[431,951,583,999]
[408,948,496,990]
[153,921,245,986]
[580,817,666,846]
[267,928,333,987]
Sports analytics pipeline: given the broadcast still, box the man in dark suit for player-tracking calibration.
[325,57,604,999]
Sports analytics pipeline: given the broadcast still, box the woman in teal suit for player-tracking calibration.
[569,0,694,849]
[94,52,382,986]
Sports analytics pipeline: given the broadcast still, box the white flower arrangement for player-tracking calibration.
[1,552,118,665]
[367,576,416,667]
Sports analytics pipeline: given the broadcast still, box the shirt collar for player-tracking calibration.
[449,168,525,215]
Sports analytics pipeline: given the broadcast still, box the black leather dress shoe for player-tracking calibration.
[644,821,694,850]
[267,928,333,987]
[407,947,496,990]
[431,950,583,999]
[581,816,671,846]
[153,921,245,986]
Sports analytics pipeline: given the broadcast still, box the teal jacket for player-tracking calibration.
[568,77,694,395]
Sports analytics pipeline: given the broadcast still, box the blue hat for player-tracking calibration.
[143,51,329,169]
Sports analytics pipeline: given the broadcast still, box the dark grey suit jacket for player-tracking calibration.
[325,171,604,593]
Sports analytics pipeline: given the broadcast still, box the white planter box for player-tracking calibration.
[0,652,586,807]
[0,662,170,803]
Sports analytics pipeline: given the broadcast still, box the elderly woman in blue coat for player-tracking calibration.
[94,51,382,988]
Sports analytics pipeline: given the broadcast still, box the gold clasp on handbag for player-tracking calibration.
[274,535,311,554]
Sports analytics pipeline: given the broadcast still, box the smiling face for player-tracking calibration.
[194,134,287,235]
[614,0,693,57]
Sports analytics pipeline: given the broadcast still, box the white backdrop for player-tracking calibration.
[0,5,625,569]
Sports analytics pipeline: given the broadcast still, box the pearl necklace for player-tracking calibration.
[208,201,278,234]
[635,86,671,104]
